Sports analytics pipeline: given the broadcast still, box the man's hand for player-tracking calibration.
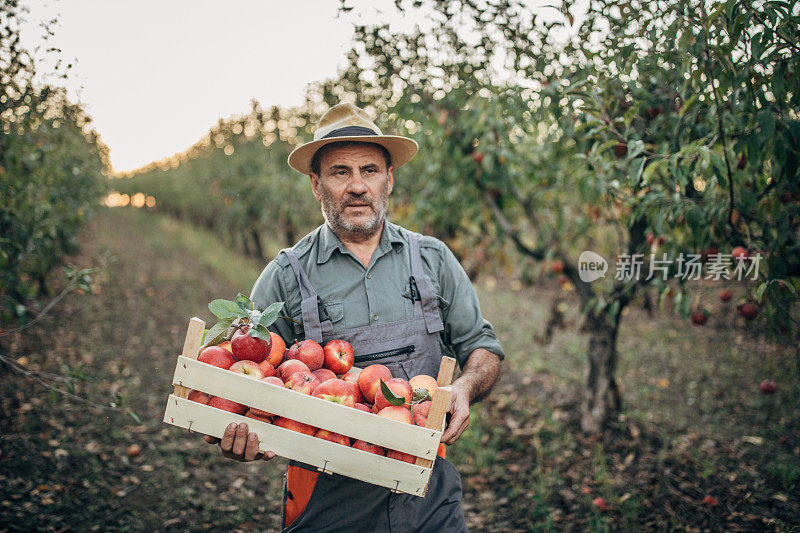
[441,381,470,445]
[204,422,276,462]
[440,348,502,446]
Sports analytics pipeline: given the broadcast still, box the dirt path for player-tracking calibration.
[1,209,286,532]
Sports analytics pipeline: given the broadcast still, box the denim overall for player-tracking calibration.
[280,233,468,532]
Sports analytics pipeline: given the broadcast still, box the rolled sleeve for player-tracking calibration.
[435,243,505,368]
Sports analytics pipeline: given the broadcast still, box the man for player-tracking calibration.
[206,102,504,532]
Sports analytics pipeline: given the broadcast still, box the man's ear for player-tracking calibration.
[387,166,394,196]
[309,173,322,202]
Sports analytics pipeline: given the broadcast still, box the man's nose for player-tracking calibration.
[345,174,369,195]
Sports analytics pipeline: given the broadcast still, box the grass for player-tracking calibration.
[1,207,799,531]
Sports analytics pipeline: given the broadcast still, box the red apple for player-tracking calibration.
[187,389,211,405]
[277,359,310,382]
[273,417,316,436]
[285,371,321,395]
[312,368,337,383]
[471,151,484,164]
[266,332,286,368]
[719,289,733,301]
[231,325,271,364]
[229,360,265,379]
[409,375,438,399]
[374,378,413,411]
[244,409,272,423]
[285,340,324,371]
[690,311,708,326]
[352,440,386,456]
[412,400,431,427]
[314,428,350,446]
[731,246,749,261]
[738,302,759,320]
[377,406,414,425]
[258,360,276,378]
[760,380,777,394]
[592,497,608,511]
[261,375,285,387]
[353,403,372,413]
[198,346,236,370]
[341,372,364,404]
[646,233,655,246]
[387,449,416,463]
[208,396,246,415]
[217,340,232,352]
[357,364,393,404]
[312,378,356,407]
[550,260,564,274]
[322,339,355,374]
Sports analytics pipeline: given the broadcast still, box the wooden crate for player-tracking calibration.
[163,317,455,497]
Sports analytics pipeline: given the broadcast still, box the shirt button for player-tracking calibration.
[366,273,371,279]
[372,314,379,322]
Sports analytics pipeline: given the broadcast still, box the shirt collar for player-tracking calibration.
[317,220,405,265]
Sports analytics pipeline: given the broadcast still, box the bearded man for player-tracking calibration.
[206,102,504,532]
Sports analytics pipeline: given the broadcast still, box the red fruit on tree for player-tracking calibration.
[738,302,758,320]
[592,497,608,511]
[719,289,732,301]
[690,311,708,326]
[731,246,749,261]
[471,151,485,164]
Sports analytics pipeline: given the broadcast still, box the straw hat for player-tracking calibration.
[287,103,418,175]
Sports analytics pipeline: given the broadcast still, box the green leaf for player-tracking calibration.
[379,379,404,406]
[202,317,235,348]
[412,388,432,403]
[258,301,284,328]
[209,299,248,319]
[758,110,776,137]
[235,293,252,311]
[127,409,142,424]
[756,282,767,303]
[250,323,272,342]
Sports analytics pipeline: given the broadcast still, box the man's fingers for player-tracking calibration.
[205,435,220,444]
[231,423,249,457]
[262,451,276,461]
[219,423,237,453]
[244,432,260,462]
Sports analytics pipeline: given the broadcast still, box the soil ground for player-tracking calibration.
[1,208,798,531]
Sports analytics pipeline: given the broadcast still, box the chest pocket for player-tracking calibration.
[322,302,344,325]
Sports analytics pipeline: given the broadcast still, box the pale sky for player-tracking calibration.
[20,1,577,174]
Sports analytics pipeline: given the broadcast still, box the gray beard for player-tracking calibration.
[319,182,389,242]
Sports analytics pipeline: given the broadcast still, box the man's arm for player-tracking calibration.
[440,348,502,445]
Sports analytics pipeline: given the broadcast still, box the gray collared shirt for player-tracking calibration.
[250,220,504,368]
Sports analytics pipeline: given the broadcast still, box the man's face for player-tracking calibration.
[310,143,394,241]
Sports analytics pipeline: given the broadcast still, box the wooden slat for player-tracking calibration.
[436,356,456,386]
[173,317,206,399]
[164,395,431,496]
[171,356,440,459]
[416,356,456,469]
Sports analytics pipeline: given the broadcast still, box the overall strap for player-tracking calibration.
[282,249,324,343]
[408,234,445,334]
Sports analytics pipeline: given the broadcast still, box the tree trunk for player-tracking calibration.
[251,229,264,259]
[580,312,623,434]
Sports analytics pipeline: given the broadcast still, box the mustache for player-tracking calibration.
[342,195,374,208]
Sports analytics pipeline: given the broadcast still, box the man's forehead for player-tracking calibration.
[318,143,386,168]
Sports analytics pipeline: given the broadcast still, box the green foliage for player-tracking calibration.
[202,293,283,346]
[337,0,799,336]
[0,2,109,324]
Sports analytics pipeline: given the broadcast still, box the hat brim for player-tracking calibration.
[287,135,418,175]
